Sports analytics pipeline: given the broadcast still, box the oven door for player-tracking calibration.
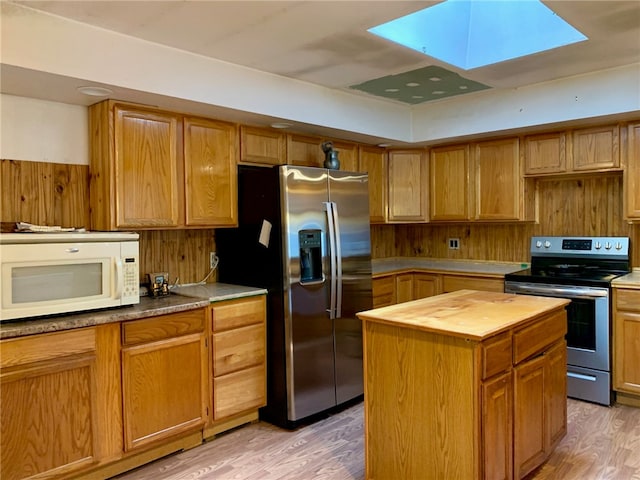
[504,282,610,371]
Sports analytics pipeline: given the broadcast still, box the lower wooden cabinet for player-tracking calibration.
[207,295,267,434]
[372,275,396,307]
[0,325,122,480]
[121,309,208,451]
[613,287,640,403]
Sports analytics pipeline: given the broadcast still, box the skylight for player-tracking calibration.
[368,0,588,70]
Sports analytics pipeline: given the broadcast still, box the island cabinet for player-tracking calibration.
[0,324,122,480]
[613,287,640,404]
[121,309,208,452]
[205,295,267,437]
[357,290,569,480]
[89,100,238,230]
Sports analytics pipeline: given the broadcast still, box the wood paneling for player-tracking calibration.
[1,159,90,229]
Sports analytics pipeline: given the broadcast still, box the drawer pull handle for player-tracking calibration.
[567,371,597,382]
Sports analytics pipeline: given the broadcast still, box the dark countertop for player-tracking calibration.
[0,283,267,340]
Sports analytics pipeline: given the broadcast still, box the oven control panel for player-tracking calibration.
[532,236,629,256]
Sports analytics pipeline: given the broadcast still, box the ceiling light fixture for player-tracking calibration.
[270,122,293,129]
[406,82,420,87]
[385,88,400,92]
[77,86,113,97]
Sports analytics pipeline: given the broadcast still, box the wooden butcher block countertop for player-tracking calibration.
[357,289,570,341]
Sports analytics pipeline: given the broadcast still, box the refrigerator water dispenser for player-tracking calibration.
[299,229,322,283]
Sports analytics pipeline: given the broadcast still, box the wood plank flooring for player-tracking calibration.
[112,398,640,480]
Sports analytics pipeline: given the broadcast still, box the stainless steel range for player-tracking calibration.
[505,236,631,406]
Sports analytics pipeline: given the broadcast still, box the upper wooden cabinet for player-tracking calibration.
[184,117,238,226]
[387,150,428,223]
[359,146,388,224]
[332,140,359,173]
[523,132,567,175]
[572,125,620,171]
[473,138,522,221]
[430,144,471,221]
[240,126,286,165]
[524,124,621,176]
[287,133,324,167]
[89,101,238,230]
[624,122,640,220]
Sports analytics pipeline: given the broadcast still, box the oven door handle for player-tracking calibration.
[506,283,608,299]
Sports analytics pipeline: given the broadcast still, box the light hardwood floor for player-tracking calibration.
[112,399,640,480]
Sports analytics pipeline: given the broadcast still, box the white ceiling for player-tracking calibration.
[9,0,640,99]
[2,1,640,145]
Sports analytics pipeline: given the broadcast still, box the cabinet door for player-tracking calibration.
[625,122,640,219]
[614,289,640,394]
[413,272,441,299]
[524,132,566,175]
[332,140,359,173]
[513,354,546,479]
[213,365,266,420]
[430,144,470,221]
[184,117,238,226]
[572,124,620,171]
[474,138,521,220]
[1,329,100,479]
[287,134,324,167]
[395,273,414,304]
[546,340,567,450]
[122,332,207,451]
[388,150,428,222]
[359,146,388,223]
[482,371,513,480]
[114,105,181,227]
[240,126,285,165]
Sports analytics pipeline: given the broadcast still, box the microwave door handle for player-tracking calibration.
[114,257,123,299]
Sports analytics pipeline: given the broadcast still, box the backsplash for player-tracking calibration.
[3,159,639,277]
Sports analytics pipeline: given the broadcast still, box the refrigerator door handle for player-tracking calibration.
[331,202,343,319]
[324,201,337,319]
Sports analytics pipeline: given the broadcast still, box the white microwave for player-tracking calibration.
[0,232,140,321]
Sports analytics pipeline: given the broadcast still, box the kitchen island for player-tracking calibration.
[357,289,570,480]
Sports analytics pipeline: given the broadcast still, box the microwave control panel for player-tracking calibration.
[122,257,139,300]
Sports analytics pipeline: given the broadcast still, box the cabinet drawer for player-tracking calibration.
[616,289,640,312]
[213,324,265,376]
[213,364,266,419]
[122,308,205,346]
[442,275,504,293]
[513,309,567,364]
[1,328,96,368]
[482,331,512,380]
[211,296,265,331]
[373,276,395,307]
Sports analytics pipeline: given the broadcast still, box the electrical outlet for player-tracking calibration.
[210,251,217,269]
[448,238,460,250]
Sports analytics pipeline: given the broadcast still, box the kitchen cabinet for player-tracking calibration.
[524,125,621,176]
[0,325,122,479]
[513,337,567,478]
[625,122,640,220]
[523,132,567,175]
[387,149,428,222]
[372,275,396,308]
[359,146,388,223]
[571,124,620,171]
[395,273,414,304]
[287,133,324,167]
[442,273,505,293]
[331,140,359,172]
[240,125,286,165]
[184,116,238,226]
[473,138,523,221]
[613,288,640,404]
[413,272,442,299]
[206,295,267,436]
[89,100,238,230]
[121,309,208,451]
[358,290,568,480]
[430,144,471,221]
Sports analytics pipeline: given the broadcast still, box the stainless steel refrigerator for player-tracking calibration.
[217,165,372,428]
